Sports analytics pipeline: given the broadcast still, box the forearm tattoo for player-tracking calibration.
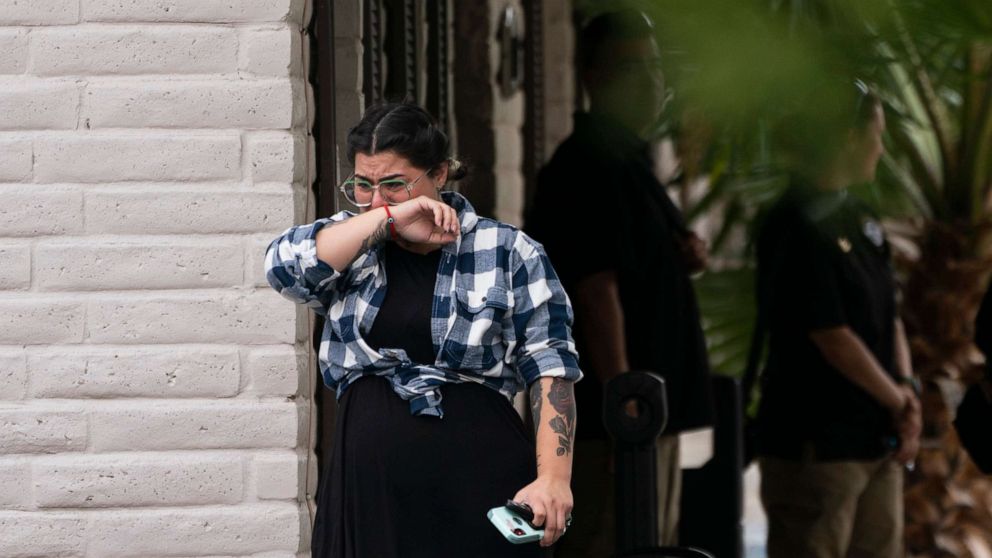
[349,217,390,266]
[548,378,576,456]
[529,380,543,439]
[531,378,577,458]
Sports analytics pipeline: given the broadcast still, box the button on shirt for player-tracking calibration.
[265,191,582,417]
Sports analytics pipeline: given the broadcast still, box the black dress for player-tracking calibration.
[311,243,544,558]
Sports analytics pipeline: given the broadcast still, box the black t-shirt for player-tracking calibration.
[364,242,441,366]
[755,184,898,460]
[526,112,714,438]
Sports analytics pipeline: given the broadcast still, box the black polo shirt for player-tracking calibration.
[755,183,898,460]
[525,112,714,439]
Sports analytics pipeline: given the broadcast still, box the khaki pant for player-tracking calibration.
[555,435,681,558]
[759,455,903,558]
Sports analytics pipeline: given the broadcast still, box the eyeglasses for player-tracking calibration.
[340,169,432,207]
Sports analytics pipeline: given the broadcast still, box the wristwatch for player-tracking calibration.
[897,375,922,398]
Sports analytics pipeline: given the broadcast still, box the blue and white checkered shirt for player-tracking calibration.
[265,191,582,417]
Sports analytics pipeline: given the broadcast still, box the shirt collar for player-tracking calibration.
[440,190,479,255]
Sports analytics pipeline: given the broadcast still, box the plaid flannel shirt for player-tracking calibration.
[265,191,582,417]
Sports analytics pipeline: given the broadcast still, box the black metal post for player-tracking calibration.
[603,371,668,553]
[680,376,745,558]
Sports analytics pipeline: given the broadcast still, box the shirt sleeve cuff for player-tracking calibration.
[518,348,583,386]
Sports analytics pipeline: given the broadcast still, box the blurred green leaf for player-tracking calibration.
[694,268,757,377]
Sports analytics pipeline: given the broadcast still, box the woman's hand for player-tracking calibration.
[387,195,460,246]
[512,475,573,547]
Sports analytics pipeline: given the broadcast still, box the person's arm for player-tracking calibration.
[507,236,581,548]
[809,325,920,463]
[893,318,913,380]
[265,211,356,314]
[515,377,575,547]
[316,196,459,270]
[572,270,629,384]
[810,326,905,411]
[892,318,922,463]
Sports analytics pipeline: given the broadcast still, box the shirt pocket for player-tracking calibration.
[443,285,513,370]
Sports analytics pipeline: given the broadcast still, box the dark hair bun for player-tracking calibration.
[347,102,465,182]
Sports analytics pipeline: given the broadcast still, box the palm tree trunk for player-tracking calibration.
[900,221,992,558]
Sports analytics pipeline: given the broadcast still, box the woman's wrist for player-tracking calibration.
[536,461,572,482]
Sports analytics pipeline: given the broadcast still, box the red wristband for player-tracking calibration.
[382,205,398,241]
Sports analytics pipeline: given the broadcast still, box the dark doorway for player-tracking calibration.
[310,0,455,478]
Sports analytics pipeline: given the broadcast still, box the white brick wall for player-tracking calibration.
[0,0,312,556]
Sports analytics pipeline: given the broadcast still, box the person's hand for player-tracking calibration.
[679,231,708,274]
[386,195,460,246]
[892,386,922,465]
[512,475,573,548]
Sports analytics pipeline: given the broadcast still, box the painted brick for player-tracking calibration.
[240,26,300,77]
[0,457,32,509]
[83,0,299,23]
[85,187,293,235]
[0,512,87,557]
[332,0,361,39]
[85,291,295,345]
[333,38,362,91]
[0,29,28,74]
[494,124,523,171]
[0,299,86,344]
[34,134,241,183]
[30,26,237,76]
[0,243,30,290]
[247,234,274,288]
[87,503,300,556]
[0,409,88,454]
[0,80,79,130]
[0,0,79,25]
[544,0,570,23]
[492,91,524,126]
[0,138,32,182]
[0,349,27,400]
[89,400,298,451]
[27,346,241,398]
[35,237,245,291]
[247,131,304,183]
[83,79,294,129]
[251,451,298,500]
[34,453,244,508]
[243,345,300,397]
[0,185,83,236]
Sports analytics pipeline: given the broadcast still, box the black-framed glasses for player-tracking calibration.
[339,169,432,207]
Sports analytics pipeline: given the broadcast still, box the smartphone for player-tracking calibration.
[487,505,544,544]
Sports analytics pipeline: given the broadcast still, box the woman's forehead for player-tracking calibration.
[354,151,418,176]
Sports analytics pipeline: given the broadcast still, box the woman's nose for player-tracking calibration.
[369,188,385,209]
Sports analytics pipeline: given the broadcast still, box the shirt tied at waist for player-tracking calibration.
[364,348,455,418]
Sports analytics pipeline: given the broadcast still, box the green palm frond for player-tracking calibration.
[694,268,757,377]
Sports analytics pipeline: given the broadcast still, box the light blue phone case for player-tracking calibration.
[487,506,544,544]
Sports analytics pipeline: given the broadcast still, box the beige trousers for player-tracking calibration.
[554,435,681,558]
[759,455,903,558]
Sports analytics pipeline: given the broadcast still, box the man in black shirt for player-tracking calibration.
[754,87,921,558]
[526,10,714,556]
